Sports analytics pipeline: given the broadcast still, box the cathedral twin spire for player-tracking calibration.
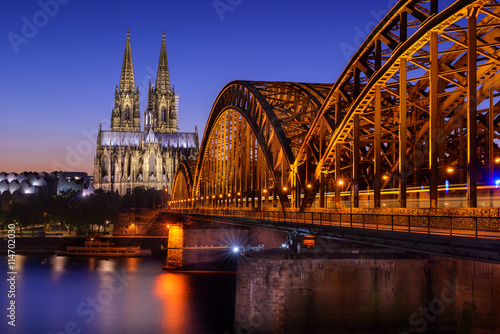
[156,31,171,93]
[112,30,175,133]
[119,29,135,92]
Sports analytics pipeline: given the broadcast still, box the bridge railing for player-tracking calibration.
[171,208,500,240]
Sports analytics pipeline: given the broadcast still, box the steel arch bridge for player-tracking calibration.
[172,0,500,212]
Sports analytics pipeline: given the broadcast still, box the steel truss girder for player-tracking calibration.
[172,0,500,213]
[297,0,500,211]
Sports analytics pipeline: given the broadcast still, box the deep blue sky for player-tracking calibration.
[0,0,398,174]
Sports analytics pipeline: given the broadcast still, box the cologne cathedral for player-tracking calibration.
[94,31,199,195]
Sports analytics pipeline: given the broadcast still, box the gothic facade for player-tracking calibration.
[94,31,199,195]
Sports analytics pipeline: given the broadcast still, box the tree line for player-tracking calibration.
[0,187,163,235]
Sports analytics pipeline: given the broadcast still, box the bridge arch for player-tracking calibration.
[190,81,332,209]
[294,0,500,210]
[171,160,196,207]
[172,0,500,211]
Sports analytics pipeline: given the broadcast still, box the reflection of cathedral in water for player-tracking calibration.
[94,31,199,195]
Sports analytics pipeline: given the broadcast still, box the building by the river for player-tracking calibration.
[93,30,199,195]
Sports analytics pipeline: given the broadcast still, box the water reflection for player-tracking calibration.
[96,259,116,273]
[88,256,96,271]
[0,255,235,334]
[124,257,140,272]
[155,273,188,333]
[14,253,26,272]
[50,255,68,280]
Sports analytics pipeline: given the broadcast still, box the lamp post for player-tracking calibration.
[262,189,267,209]
[336,179,344,209]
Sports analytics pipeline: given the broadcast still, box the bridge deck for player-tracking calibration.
[172,208,500,263]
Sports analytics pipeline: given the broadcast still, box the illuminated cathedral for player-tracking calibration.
[94,30,199,195]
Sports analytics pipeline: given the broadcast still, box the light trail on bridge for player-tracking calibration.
[170,208,500,240]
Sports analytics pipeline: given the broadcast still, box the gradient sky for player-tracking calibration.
[0,0,397,175]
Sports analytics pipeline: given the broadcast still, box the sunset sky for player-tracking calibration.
[0,0,399,175]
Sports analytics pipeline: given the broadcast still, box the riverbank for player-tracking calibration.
[0,236,167,253]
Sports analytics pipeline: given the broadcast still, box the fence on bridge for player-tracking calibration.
[172,208,500,240]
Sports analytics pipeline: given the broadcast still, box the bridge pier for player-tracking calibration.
[234,254,500,334]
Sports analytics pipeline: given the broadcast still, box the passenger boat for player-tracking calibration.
[56,238,152,257]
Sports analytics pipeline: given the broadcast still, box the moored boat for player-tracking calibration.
[56,238,152,257]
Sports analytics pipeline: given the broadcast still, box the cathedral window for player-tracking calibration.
[124,105,130,120]
[101,156,110,179]
[161,107,165,121]
[149,153,155,176]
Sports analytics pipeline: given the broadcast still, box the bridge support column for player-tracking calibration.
[399,58,407,208]
[319,172,325,208]
[292,170,300,209]
[374,85,381,208]
[467,10,478,208]
[489,88,495,206]
[429,32,439,208]
[335,143,341,208]
[352,114,360,208]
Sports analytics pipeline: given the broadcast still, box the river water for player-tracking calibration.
[0,255,236,334]
[2,254,500,334]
